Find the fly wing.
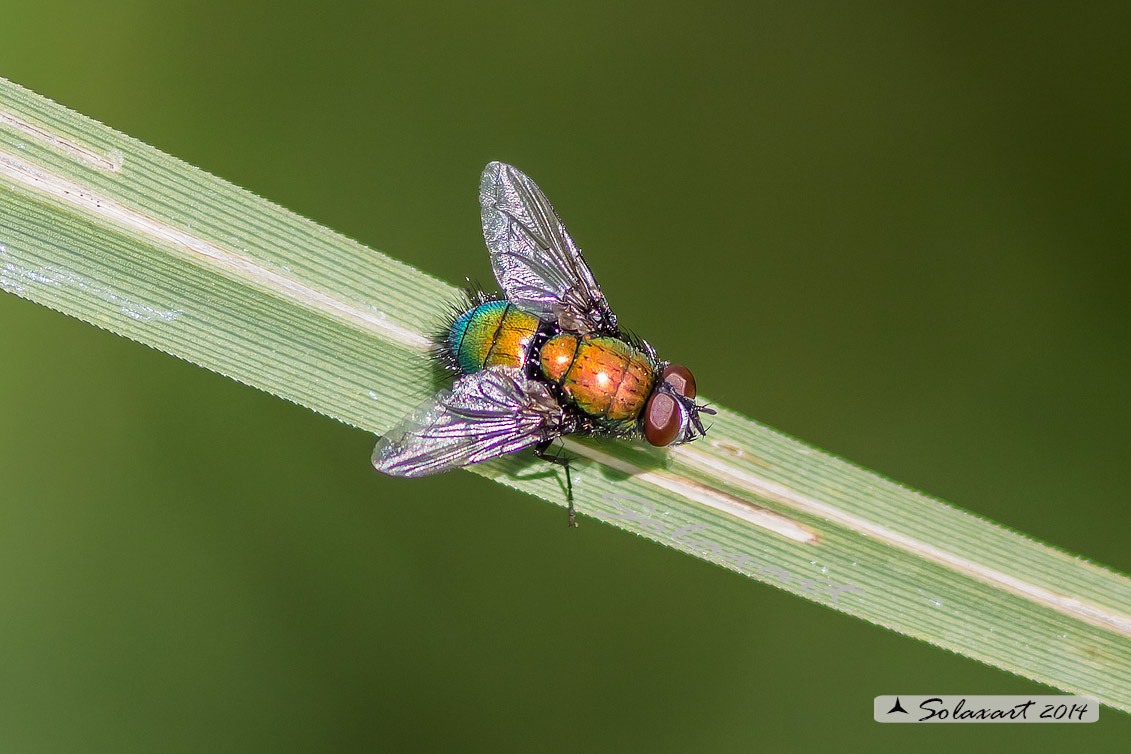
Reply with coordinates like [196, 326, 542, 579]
[372, 367, 567, 477]
[480, 161, 619, 336]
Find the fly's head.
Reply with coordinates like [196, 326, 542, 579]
[642, 364, 715, 447]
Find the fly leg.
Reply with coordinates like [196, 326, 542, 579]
[534, 439, 576, 527]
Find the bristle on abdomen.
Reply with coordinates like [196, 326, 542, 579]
[434, 288, 541, 375]
[432, 287, 493, 372]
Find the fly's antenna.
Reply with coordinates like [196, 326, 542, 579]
[670, 392, 715, 442]
[689, 401, 716, 438]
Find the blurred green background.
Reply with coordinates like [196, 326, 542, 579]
[2, 1, 1129, 751]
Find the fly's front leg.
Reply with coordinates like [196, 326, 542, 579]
[534, 439, 576, 527]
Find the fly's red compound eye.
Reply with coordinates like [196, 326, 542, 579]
[662, 364, 696, 399]
[644, 392, 682, 447]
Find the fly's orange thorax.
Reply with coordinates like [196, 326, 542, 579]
[539, 334, 655, 421]
[448, 301, 540, 373]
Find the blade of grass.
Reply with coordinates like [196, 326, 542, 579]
[2, 77, 1128, 710]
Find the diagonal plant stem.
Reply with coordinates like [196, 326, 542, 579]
[1, 77, 1128, 710]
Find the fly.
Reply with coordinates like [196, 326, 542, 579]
[372, 162, 714, 525]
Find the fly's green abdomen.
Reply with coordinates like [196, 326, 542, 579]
[447, 301, 540, 374]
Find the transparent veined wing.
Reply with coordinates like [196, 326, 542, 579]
[479, 161, 619, 336]
[372, 366, 568, 477]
